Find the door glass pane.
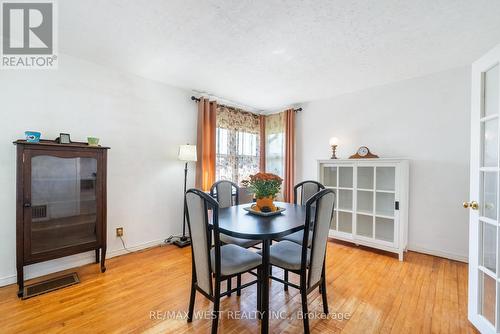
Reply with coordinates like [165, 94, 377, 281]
[480, 221, 497, 273]
[376, 217, 394, 242]
[484, 64, 499, 117]
[482, 119, 498, 167]
[376, 167, 395, 191]
[357, 191, 373, 214]
[376, 192, 395, 217]
[323, 166, 337, 187]
[338, 189, 353, 211]
[338, 212, 352, 233]
[31, 156, 97, 254]
[479, 271, 496, 327]
[481, 172, 497, 220]
[357, 214, 373, 238]
[339, 167, 353, 188]
[357, 167, 374, 189]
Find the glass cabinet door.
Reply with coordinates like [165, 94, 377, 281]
[29, 155, 98, 254]
[374, 166, 396, 243]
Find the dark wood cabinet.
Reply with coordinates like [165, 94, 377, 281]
[14, 140, 109, 298]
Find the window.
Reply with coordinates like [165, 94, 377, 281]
[215, 106, 261, 185]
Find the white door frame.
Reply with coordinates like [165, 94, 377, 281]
[469, 43, 500, 334]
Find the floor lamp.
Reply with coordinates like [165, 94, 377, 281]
[174, 144, 197, 248]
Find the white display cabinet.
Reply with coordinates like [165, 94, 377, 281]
[318, 159, 409, 261]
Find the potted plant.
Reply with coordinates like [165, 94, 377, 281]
[242, 172, 283, 212]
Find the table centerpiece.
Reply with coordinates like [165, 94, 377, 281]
[242, 172, 283, 214]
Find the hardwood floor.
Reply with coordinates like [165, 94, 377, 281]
[0, 241, 477, 333]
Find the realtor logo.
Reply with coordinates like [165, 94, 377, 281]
[1, 1, 57, 69]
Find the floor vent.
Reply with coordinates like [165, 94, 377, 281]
[32, 205, 47, 219]
[22, 273, 79, 299]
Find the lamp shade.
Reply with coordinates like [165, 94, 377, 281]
[178, 144, 197, 162]
[329, 137, 339, 146]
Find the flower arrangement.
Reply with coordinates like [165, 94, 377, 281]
[242, 172, 282, 212]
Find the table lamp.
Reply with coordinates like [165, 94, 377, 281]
[174, 144, 197, 248]
[329, 137, 339, 159]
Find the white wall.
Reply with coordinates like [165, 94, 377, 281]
[296, 66, 471, 262]
[0, 54, 197, 286]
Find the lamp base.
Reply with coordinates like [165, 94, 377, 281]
[173, 236, 191, 248]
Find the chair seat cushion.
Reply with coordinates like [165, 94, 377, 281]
[278, 230, 312, 246]
[220, 233, 261, 248]
[269, 240, 310, 271]
[211, 244, 262, 276]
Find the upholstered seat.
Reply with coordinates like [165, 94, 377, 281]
[268, 240, 310, 270]
[279, 230, 312, 247]
[220, 234, 261, 248]
[211, 244, 262, 276]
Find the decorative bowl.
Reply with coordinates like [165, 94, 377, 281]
[87, 137, 100, 146]
[243, 205, 286, 217]
[25, 131, 41, 143]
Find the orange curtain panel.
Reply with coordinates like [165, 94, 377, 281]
[283, 109, 295, 203]
[195, 98, 217, 191]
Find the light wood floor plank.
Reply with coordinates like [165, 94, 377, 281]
[0, 242, 477, 333]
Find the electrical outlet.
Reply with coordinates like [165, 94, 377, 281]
[116, 227, 124, 237]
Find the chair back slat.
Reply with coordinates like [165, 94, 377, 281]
[185, 189, 220, 296]
[303, 189, 335, 288]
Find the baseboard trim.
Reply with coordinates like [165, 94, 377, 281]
[0, 238, 166, 288]
[408, 245, 468, 263]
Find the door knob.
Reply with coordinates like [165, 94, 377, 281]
[463, 201, 479, 210]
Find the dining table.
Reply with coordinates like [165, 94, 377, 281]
[217, 201, 307, 334]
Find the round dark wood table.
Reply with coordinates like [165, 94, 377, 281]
[217, 201, 307, 334]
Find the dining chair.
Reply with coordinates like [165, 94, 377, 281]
[210, 180, 260, 296]
[268, 188, 335, 334]
[185, 189, 262, 334]
[277, 180, 325, 289]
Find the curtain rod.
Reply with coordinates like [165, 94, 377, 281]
[191, 96, 302, 113]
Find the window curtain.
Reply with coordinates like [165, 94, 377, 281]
[259, 115, 266, 172]
[216, 105, 261, 185]
[283, 109, 295, 203]
[195, 97, 217, 191]
[265, 112, 285, 178]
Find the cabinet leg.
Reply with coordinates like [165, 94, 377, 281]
[95, 249, 100, 264]
[398, 252, 404, 261]
[100, 247, 107, 272]
[17, 266, 24, 298]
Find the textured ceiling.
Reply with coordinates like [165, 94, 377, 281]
[59, 0, 500, 110]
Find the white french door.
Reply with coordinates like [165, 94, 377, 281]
[469, 43, 500, 333]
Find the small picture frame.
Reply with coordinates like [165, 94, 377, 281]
[58, 133, 71, 144]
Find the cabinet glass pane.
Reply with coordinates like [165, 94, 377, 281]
[330, 212, 337, 230]
[484, 64, 499, 117]
[482, 119, 498, 168]
[338, 189, 353, 211]
[480, 221, 497, 273]
[375, 217, 394, 242]
[31, 156, 97, 254]
[323, 166, 337, 187]
[479, 271, 496, 327]
[481, 172, 497, 220]
[376, 167, 395, 191]
[357, 167, 374, 189]
[338, 211, 352, 233]
[339, 167, 353, 188]
[357, 191, 373, 214]
[376, 192, 395, 217]
[357, 214, 373, 238]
